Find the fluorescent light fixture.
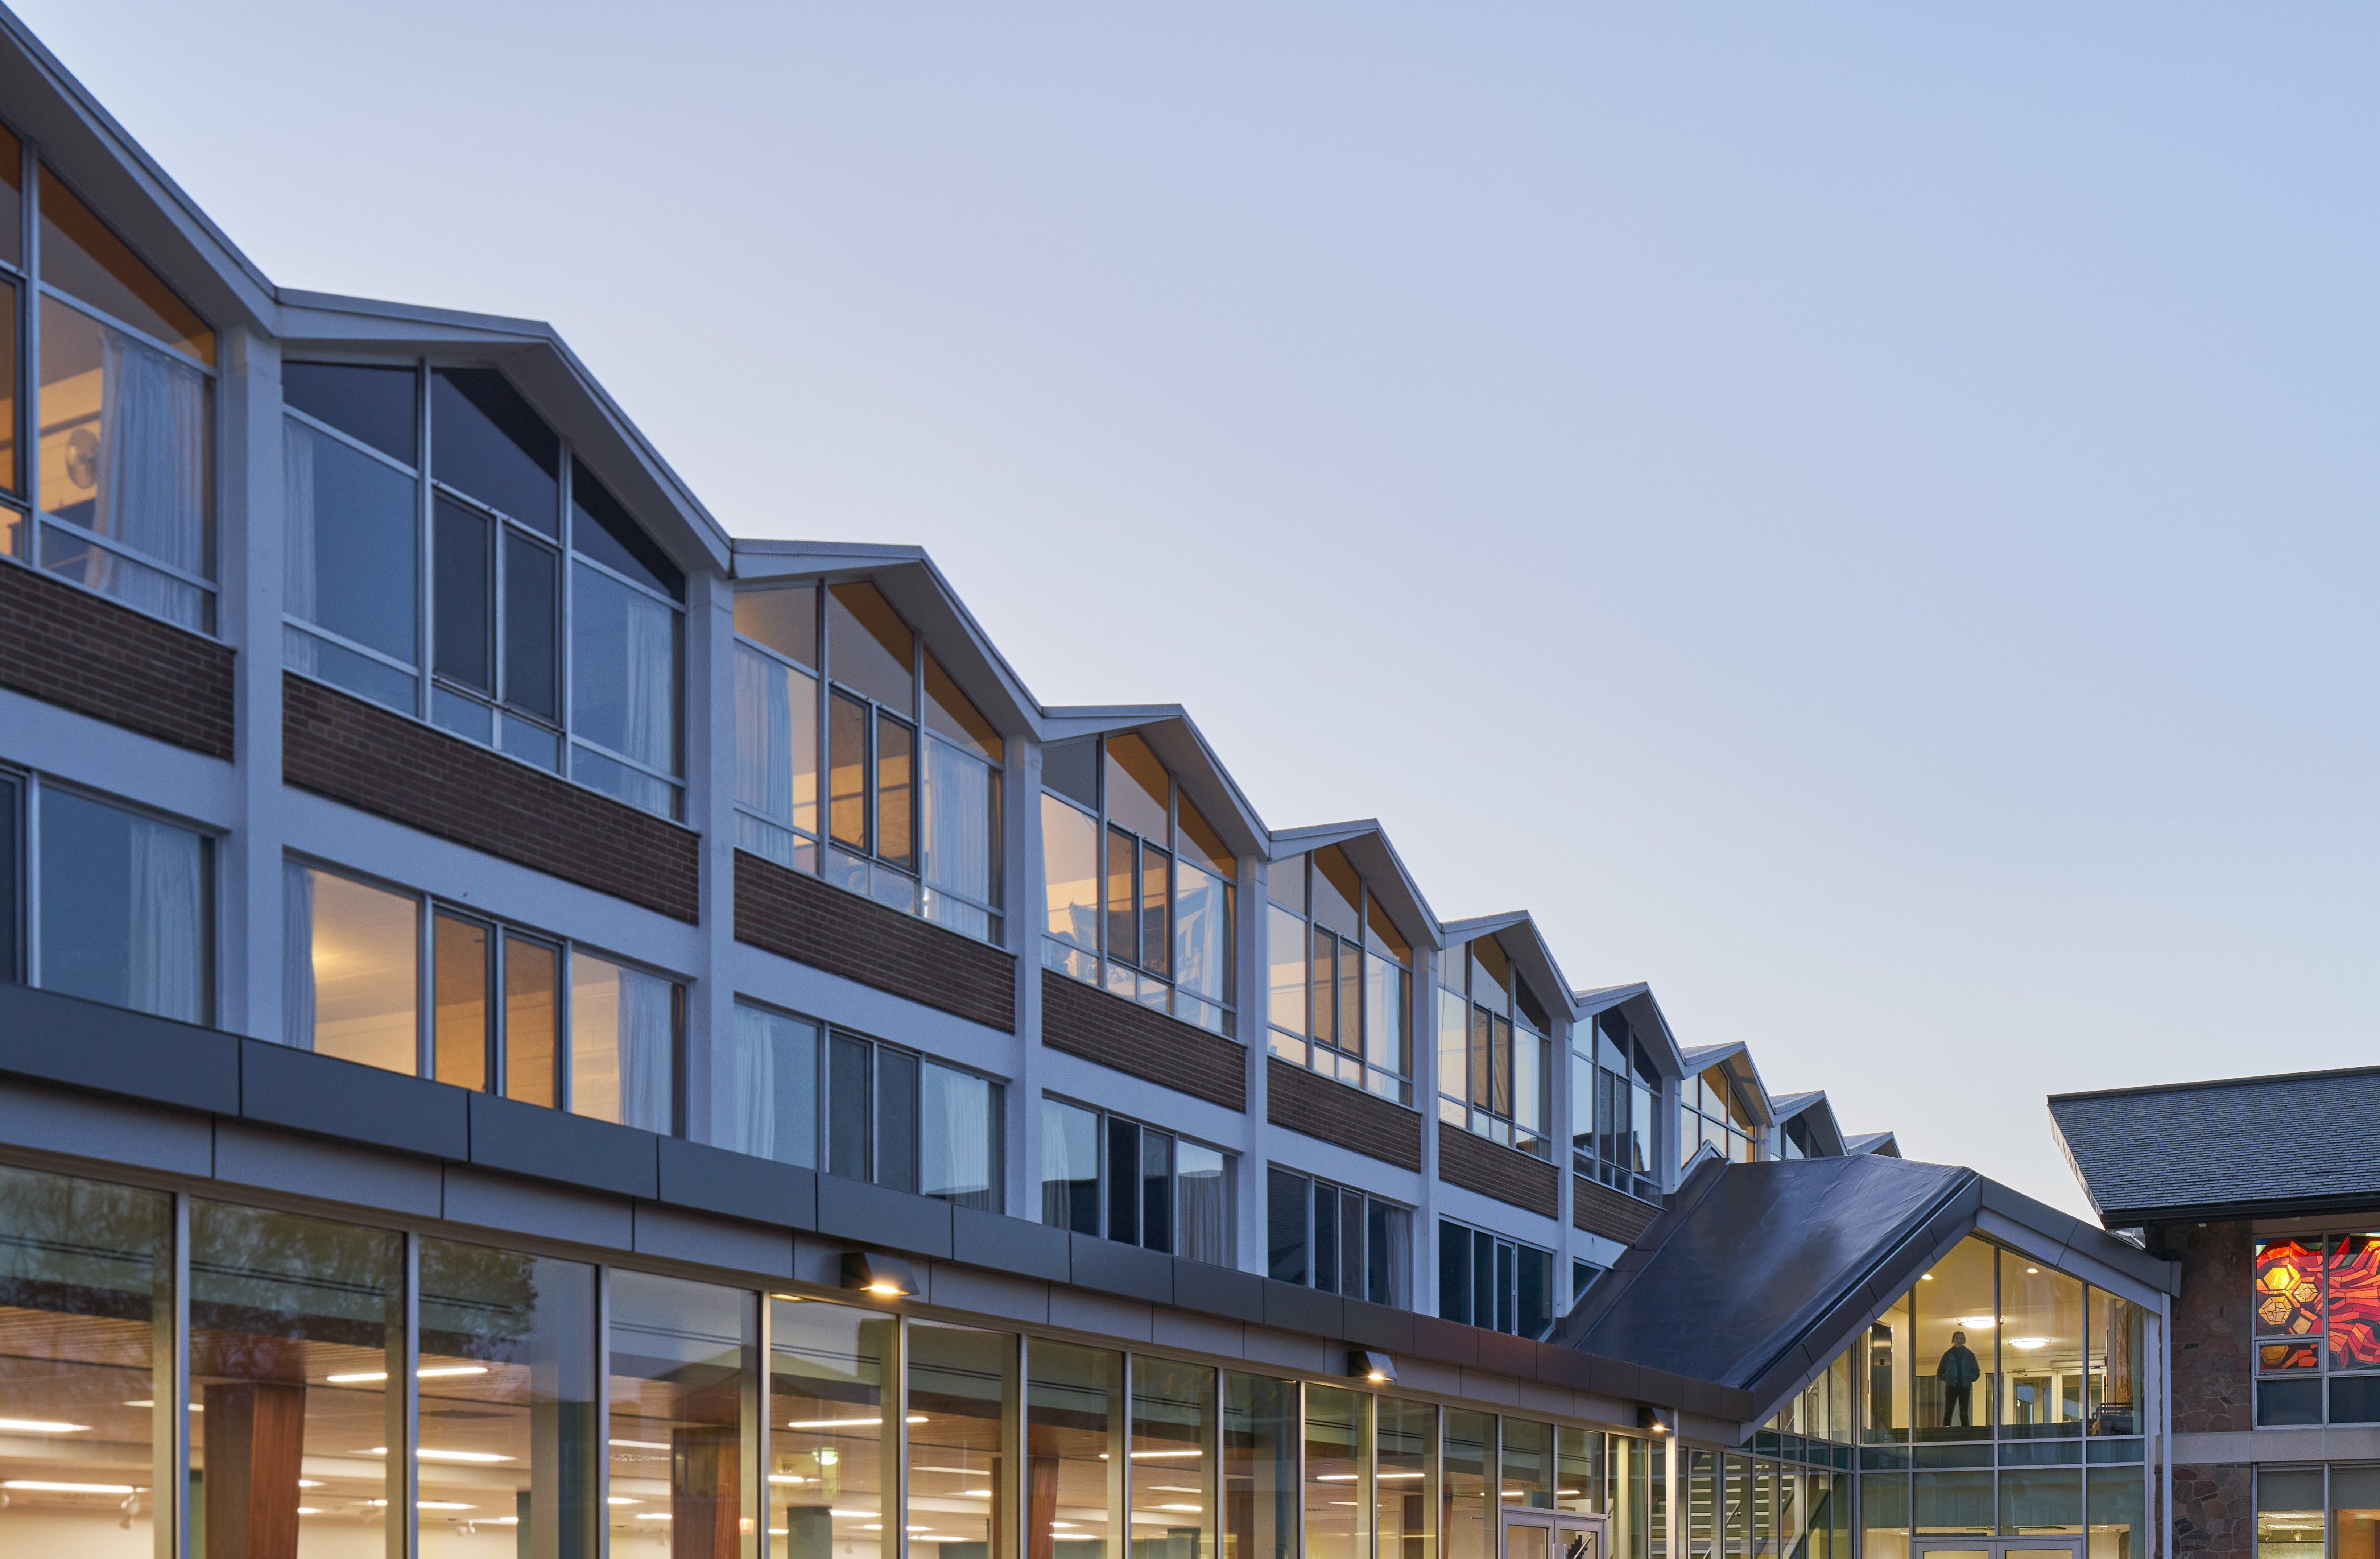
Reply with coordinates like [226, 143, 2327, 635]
[914, 1466, 983, 1475]
[0, 1419, 88, 1434]
[1377, 1472, 1425, 1481]
[1157, 1504, 1202, 1513]
[325, 1366, 489, 1384]
[962, 1490, 993, 1497]
[608, 1497, 642, 1505]
[298, 1481, 323, 1489]
[2008, 1337, 2050, 1351]
[768, 1475, 810, 1485]
[123, 1402, 201, 1412]
[365, 1501, 476, 1510]
[1148, 1486, 1201, 1493]
[1957, 1317, 1996, 1330]
[831, 1509, 879, 1518]
[785, 1415, 927, 1429]
[1314, 1475, 1358, 1483]
[359, 1447, 512, 1464]
[1096, 1450, 1205, 1460]
[3, 1480, 136, 1494]
[296, 1508, 323, 1515]
[610, 1439, 672, 1451]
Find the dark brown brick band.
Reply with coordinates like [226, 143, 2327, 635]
[1040, 967, 1245, 1110]
[1266, 1056, 1422, 1170]
[1573, 1173, 1660, 1244]
[0, 559, 233, 758]
[284, 673, 698, 921]
[736, 849, 1017, 1032]
[1437, 1120, 1559, 1218]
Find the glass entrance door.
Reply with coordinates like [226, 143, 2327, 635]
[1504, 1509, 1606, 1559]
[1913, 1539, 2084, 1559]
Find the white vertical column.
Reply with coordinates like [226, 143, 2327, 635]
[224, 326, 286, 1041]
[1416, 943, 1443, 1314]
[1237, 853, 1268, 1275]
[688, 566, 737, 1145]
[1009, 737, 1045, 1220]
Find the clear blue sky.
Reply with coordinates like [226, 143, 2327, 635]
[33, 1, 2379, 1217]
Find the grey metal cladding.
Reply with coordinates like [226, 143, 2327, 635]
[214, 1122, 444, 1218]
[1260, 1277, 1343, 1337]
[467, 1093, 660, 1201]
[656, 1136, 817, 1231]
[814, 1174, 956, 1260]
[2049, 1067, 2380, 1225]
[1342, 1297, 1416, 1353]
[952, 1206, 1071, 1283]
[0, 982, 239, 1115]
[1069, 1233, 1175, 1305]
[1170, 1258, 1265, 1323]
[0, 1076, 213, 1177]
[241, 1038, 471, 1160]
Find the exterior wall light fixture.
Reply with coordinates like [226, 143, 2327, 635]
[1636, 1404, 1674, 1436]
[840, 1251, 920, 1298]
[1348, 1349, 1397, 1385]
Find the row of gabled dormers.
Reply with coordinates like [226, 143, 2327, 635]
[0, 0, 1901, 1311]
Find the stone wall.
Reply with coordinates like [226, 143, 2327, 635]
[2172, 1462, 2251, 1559]
[2166, 1220, 2254, 1559]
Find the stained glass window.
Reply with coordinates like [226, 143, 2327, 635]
[2255, 1239, 2322, 1372]
[2327, 1235, 2380, 1372]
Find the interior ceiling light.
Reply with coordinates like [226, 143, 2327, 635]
[2008, 1337, 2050, 1351]
[0, 1420, 88, 1434]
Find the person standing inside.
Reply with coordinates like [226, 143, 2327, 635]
[1937, 1330, 1981, 1427]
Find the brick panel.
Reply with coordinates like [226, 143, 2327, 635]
[0, 559, 233, 758]
[736, 849, 1016, 1032]
[1266, 1057, 1421, 1170]
[1040, 968, 1245, 1110]
[1437, 1121, 1559, 1218]
[284, 674, 698, 921]
[1573, 1173, 1660, 1243]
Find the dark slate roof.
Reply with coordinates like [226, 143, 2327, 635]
[2049, 1066, 2380, 1225]
[1553, 1155, 1978, 1419]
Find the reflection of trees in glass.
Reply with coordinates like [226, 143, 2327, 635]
[420, 1241, 543, 1360]
[0, 1165, 167, 1323]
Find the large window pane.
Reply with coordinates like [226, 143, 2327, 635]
[504, 934, 560, 1107]
[1863, 1291, 1913, 1444]
[418, 1237, 598, 1558]
[772, 1298, 891, 1559]
[1379, 1399, 1432, 1559]
[2090, 1287, 2145, 1433]
[830, 1034, 871, 1182]
[1177, 1142, 1232, 1267]
[0, 278, 15, 499]
[877, 1047, 920, 1192]
[285, 361, 416, 464]
[725, 1003, 819, 1167]
[1222, 1374, 1295, 1559]
[504, 532, 559, 719]
[0, 126, 20, 268]
[736, 584, 817, 666]
[433, 496, 492, 691]
[1267, 906, 1306, 1037]
[1443, 1410, 1493, 1559]
[923, 652, 1001, 761]
[433, 912, 489, 1090]
[568, 953, 675, 1132]
[284, 863, 415, 1071]
[1027, 1341, 1118, 1559]
[570, 458, 682, 599]
[572, 562, 679, 775]
[909, 1322, 1015, 1559]
[827, 581, 914, 709]
[877, 712, 917, 872]
[36, 295, 211, 626]
[39, 168, 213, 363]
[922, 737, 994, 919]
[831, 692, 871, 852]
[1175, 862, 1231, 1008]
[2092, 1466, 2145, 1559]
[2000, 1253, 2084, 1435]
[431, 368, 557, 532]
[1266, 1169, 1307, 1285]
[609, 1270, 756, 1555]
[40, 789, 206, 1023]
[1913, 1239, 1996, 1439]
[284, 416, 416, 665]
[1107, 828, 1137, 968]
[189, 1202, 399, 1556]
[736, 642, 821, 840]
[1368, 1203, 1411, 1310]
[1042, 795, 1099, 953]
[1306, 1386, 1365, 1559]
[1131, 1357, 1215, 1559]
[1041, 1099, 1101, 1234]
[922, 1063, 997, 1210]
[0, 1165, 169, 1554]
[1103, 734, 1168, 840]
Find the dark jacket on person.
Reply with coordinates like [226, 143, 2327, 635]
[1937, 1344, 1980, 1390]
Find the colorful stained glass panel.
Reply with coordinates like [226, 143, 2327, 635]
[2328, 1234, 2380, 1372]
[2255, 1238, 2321, 1373]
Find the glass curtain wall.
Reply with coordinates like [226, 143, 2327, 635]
[1264, 1167, 1411, 1308]
[608, 1270, 759, 1556]
[1263, 848, 1415, 1103]
[1039, 734, 1236, 1034]
[283, 362, 689, 819]
[733, 580, 1005, 939]
[1679, 1067, 1761, 1169]
[1038, 1098, 1235, 1266]
[1570, 1007, 1661, 1203]
[1850, 1236, 2147, 1559]
[772, 1296, 893, 1559]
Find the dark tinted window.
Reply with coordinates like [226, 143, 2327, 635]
[1267, 1168, 1307, 1285]
[0, 774, 16, 983]
[829, 1034, 870, 1181]
[1042, 740, 1097, 810]
[502, 533, 558, 718]
[1438, 1220, 1471, 1324]
[875, 1047, 917, 1193]
[432, 369, 558, 533]
[433, 497, 491, 691]
[571, 459, 682, 600]
[286, 362, 417, 464]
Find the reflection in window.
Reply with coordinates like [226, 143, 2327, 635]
[1131, 1356, 1216, 1559]
[284, 861, 417, 1072]
[798, 1022, 1002, 1209]
[0, 1165, 169, 1552]
[772, 1298, 893, 1559]
[1438, 1220, 1552, 1338]
[1443, 1410, 1494, 1559]
[1266, 1166, 1411, 1308]
[33, 785, 208, 1024]
[1039, 732, 1236, 1034]
[1028, 1341, 1119, 1559]
[1041, 1099, 1234, 1264]
[1306, 1386, 1364, 1559]
[27, 164, 216, 629]
[1380, 1398, 1435, 1559]
[1265, 848, 1413, 1103]
[190, 1200, 399, 1555]
[908, 1321, 1015, 1559]
[1572, 1005, 1663, 1203]
[608, 1270, 756, 1552]
[1435, 935, 1551, 1158]
[568, 951, 676, 1133]
[417, 1237, 598, 1557]
[1224, 1373, 1298, 1559]
[724, 1002, 821, 1167]
[283, 395, 419, 710]
[1681, 1063, 1763, 1168]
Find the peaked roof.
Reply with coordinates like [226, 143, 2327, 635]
[1549, 1155, 2175, 1434]
[1844, 1130, 1901, 1158]
[2050, 1065, 2380, 1226]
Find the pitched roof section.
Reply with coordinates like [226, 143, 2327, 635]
[1844, 1130, 1902, 1159]
[2050, 1066, 2380, 1226]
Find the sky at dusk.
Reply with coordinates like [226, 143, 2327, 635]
[29, 1, 2380, 1216]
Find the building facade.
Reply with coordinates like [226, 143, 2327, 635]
[0, 11, 2172, 1559]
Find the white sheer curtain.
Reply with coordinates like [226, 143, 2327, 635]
[621, 589, 674, 773]
[726, 1002, 777, 1160]
[1176, 1145, 1232, 1266]
[616, 963, 675, 1134]
[282, 418, 318, 673]
[921, 1063, 992, 1209]
[90, 328, 208, 625]
[125, 817, 203, 1023]
[281, 862, 316, 1048]
[734, 643, 790, 822]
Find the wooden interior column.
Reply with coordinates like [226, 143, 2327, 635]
[673, 1409, 743, 1559]
[203, 1380, 305, 1559]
